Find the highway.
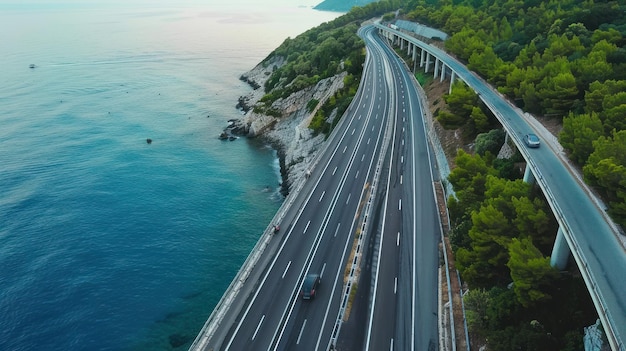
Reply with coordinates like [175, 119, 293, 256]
[210, 24, 396, 351]
[360, 26, 439, 351]
[376, 24, 626, 350]
[194, 24, 444, 351]
[192, 20, 626, 351]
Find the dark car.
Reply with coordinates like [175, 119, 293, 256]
[301, 273, 320, 300]
[523, 133, 540, 148]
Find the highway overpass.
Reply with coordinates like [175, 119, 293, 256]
[376, 22, 626, 351]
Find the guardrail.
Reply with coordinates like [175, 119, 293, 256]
[376, 23, 625, 351]
[190, 28, 389, 351]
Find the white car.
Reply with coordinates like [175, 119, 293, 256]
[523, 133, 540, 148]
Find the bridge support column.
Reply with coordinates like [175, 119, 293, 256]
[425, 53, 431, 73]
[400, 37, 405, 50]
[550, 227, 570, 269]
[433, 58, 440, 78]
[449, 71, 456, 94]
[523, 163, 535, 184]
[440, 63, 446, 82]
[420, 48, 425, 68]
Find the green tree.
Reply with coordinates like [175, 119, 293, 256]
[474, 128, 505, 156]
[445, 27, 488, 60]
[445, 82, 479, 117]
[519, 80, 542, 114]
[457, 203, 514, 287]
[463, 288, 490, 335]
[448, 150, 497, 198]
[468, 46, 504, 79]
[538, 71, 580, 118]
[559, 112, 604, 165]
[511, 196, 554, 253]
[507, 237, 558, 307]
[436, 110, 465, 129]
[601, 92, 626, 133]
[583, 130, 626, 226]
[572, 40, 616, 91]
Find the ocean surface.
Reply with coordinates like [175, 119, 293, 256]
[0, 2, 340, 350]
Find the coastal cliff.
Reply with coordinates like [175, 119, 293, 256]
[233, 56, 348, 195]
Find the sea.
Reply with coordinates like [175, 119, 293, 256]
[0, 2, 340, 350]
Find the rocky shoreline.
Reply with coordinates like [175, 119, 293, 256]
[227, 56, 347, 196]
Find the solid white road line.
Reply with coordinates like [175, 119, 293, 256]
[303, 220, 311, 234]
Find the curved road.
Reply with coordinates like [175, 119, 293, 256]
[209, 24, 396, 351]
[360, 26, 439, 351]
[376, 23, 626, 350]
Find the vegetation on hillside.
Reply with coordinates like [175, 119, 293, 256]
[447, 150, 596, 350]
[385, 0, 624, 348]
[254, 0, 408, 135]
[401, 0, 626, 227]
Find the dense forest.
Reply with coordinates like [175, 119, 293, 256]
[253, 0, 624, 349]
[403, 0, 626, 228]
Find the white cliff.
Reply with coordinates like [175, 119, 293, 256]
[235, 56, 348, 194]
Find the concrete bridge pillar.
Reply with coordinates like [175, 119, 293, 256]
[550, 227, 571, 269]
[400, 37, 405, 50]
[449, 71, 456, 94]
[420, 48, 425, 68]
[425, 53, 431, 73]
[440, 63, 446, 82]
[523, 163, 536, 184]
[434, 58, 440, 78]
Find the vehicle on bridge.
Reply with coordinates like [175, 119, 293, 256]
[301, 273, 320, 300]
[523, 133, 540, 148]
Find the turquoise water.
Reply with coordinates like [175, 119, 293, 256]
[0, 2, 340, 350]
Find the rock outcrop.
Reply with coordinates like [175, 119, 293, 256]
[233, 56, 347, 194]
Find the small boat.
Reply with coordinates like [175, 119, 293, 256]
[29, 64, 36, 69]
